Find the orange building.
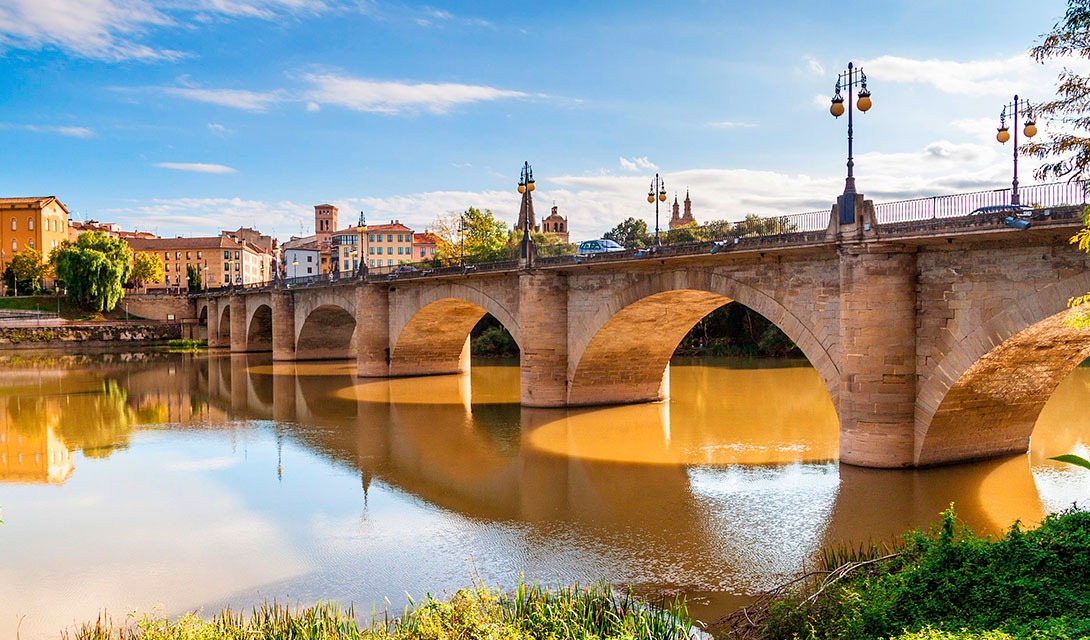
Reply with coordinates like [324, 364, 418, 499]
[412, 231, 439, 262]
[0, 422, 73, 485]
[127, 235, 275, 290]
[0, 196, 71, 269]
[364, 221, 414, 268]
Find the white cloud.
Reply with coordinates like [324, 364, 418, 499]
[804, 56, 825, 76]
[706, 121, 757, 129]
[154, 162, 238, 174]
[163, 86, 285, 111]
[206, 123, 233, 136]
[1, 123, 95, 138]
[619, 156, 658, 172]
[859, 53, 1090, 98]
[0, 0, 328, 61]
[303, 73, 528, 114]
[305, 101, 321, 112]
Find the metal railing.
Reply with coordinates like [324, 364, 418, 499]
[873, 181, 1088, 225]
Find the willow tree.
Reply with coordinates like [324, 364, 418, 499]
[50, 232, 132, 312]
[1025, 0, 1090, 328]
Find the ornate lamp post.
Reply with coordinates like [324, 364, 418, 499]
[292, 256, 298, 281]
[647, 173, 667, 247]
[996, 95, 1037, 205]
[829, 62, 873, 223]
[458, 211, 465, 267]
[517, 161, 536, 264]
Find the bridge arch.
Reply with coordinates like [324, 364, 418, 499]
[295, 291, 357, 360]
[914, 270, 1090, 466]
[389, 283, 521, 377]
[246, 303, 273, 352]
[217, 303, 231, 344]
[567, 270, 839, 407]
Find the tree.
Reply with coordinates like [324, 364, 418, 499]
[603, 217, 651, 248]
[130, 252, 164, 291]
[433, 207, 512, 263]
[186, 264, 202, 292]
[665, 222, 709, 245]
[50, 232, 132, 312]
[730, 214, 798, 238]
[5, 248, 46, 293]
[1026, 1, 1090, 327]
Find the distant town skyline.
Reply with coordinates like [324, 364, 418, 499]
[0, 0, 1082, 243]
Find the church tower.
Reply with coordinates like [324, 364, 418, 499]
[314, 204, 338, 242]
[541, 204, 569, 243]
[669, 194, 681, 228]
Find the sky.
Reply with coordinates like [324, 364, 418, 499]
[0, 0, 1082, 243]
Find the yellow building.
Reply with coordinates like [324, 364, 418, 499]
[364, 222, 414, 268]
[0, 421, 74, 485]
[0, 196, 71, 269]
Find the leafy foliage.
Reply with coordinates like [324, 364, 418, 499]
[749, 508, 1090, 640]
[50, 232, 133, 312]
[676, 303, 800, 358]
[64, 581, 694, 640]
[186, 264, 201, 292]
[604, 217, 652, 248]
[4, 247, 47, 294]
[433, 207, 513, 263]
[129, 252, 163, 289]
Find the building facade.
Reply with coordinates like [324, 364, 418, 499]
[0, 196, 71, 269]
[282, 237, 322, 280]
[128, 235, 274, 290]
[412, 232, 439, 262]
[364, 222, 414, 268]
[540, 205, 569, 243]
[668, 191, 697, 229]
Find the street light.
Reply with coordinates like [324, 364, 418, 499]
[517, 161, 535, 263]
[996, 95, 1037, 205]
[647, 173, 667, 247]
[458, 212, 465, 267]
[829, 61, 873, 223]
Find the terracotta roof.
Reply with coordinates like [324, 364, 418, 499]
[126, 236, 251, 252]
[366, 223, 412, 232]
[314, 203, 336, 208]
[0, 196, 69, 214]
[413, 232, 439, 244]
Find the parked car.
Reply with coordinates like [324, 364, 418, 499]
[576, 239, 626, 256]
[968, 204, 1036, 219]
[386, 264, 420, 279]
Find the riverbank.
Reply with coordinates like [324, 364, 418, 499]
[0, 321, 181, 350]
[65, 582, 696, 640]
[716, 508, 1090, 639]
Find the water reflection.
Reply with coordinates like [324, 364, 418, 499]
[0, 352, 1089, 639]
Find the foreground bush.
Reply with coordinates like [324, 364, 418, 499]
[720, 508, 1090, 639]
[64, 582, 696, 640]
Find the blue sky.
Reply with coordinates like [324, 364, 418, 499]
[0, 0, 1078, 242]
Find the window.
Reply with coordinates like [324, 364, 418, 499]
[387, 234, 392, 242]
[234, 251, 240, 259]
[307, 255, 313, 263]
[224, 250, 230, 259]
[387, 259, 393, 266]
[369, 259, 375, 267]
[420, 248, 425, 257]
[235, 263, 240, 271]
[28, 240, 33, 249]
[10, 219, 14, 231]
[369, 234, 374, 242]
[186, 251, 191, 259]
[397, 247, 403, 255]
[343, 247, 349, 257]
[175, 252, 180, 259]
[224, 262, 229, 271]
[369, 247, 374, 255]
[28, 218, 33, 230]
[197, 251, 202, 259]
[224, 274, 230, 284]
[398, 234, 403, 242]
[164, 252, 169, 259]
[307, 267, 313, 274]
[165, 264, 171, 272]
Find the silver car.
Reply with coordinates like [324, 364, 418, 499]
[576, 239, 625, 256]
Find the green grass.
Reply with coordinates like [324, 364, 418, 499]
[62, 581, 696, 640]
[165, 339, 206, 351]
[719, 507, 1090, 640]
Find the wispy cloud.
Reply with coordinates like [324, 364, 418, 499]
[619, 156, 658, 172]
[859, 53, 1090, 98]
[706, 121, 757, 129]
[0, 0, 330, 62]
[1, 123, 95, 138]
[155, 162, 238, 174]
[803, 56, 825, 76]
[206, 123, 233, 136]
[162, 86, 286, 111]
[303, 73, 528, 114]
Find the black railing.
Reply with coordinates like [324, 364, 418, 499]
[873, 181, 1088, 225]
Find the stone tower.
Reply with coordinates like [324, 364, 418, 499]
[541, 204, 569, 243]
[669, 191, 696, 229]
[314, 204, 339, 242]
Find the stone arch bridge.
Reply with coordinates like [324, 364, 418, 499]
[170, 208, 1090, 469]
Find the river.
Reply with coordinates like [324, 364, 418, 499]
[0, 351, 1087, 638]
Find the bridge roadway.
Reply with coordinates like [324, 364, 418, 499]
[155, 201, 1090, 469]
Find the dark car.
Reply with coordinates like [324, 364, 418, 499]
[576, 239, 626, 256]
[386, 264, 420, 279]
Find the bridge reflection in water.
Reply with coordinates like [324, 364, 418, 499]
[0, 351, 1087, 639]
